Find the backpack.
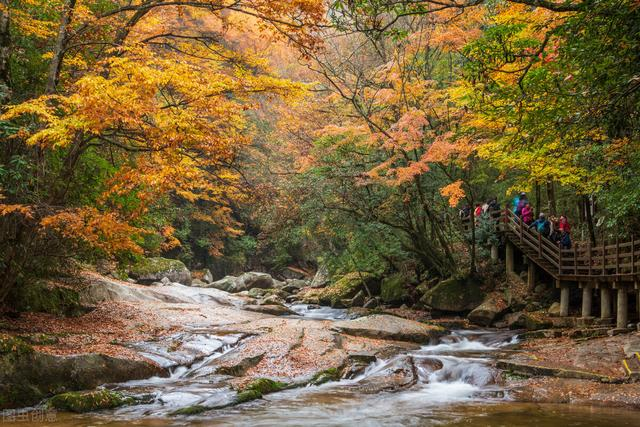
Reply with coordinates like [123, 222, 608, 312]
[516, 199, 526, 215]
[538, 220, 550, 236]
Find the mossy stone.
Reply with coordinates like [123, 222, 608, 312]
[170, 404, 210, 416]
[7, 281, 83, 316]
[128, 257, 191, 285]
[420, 277, 484, 313]
[235, 389, 263, 403]
[310, 368, 341, 385]
[47, 389, 134, 413]
[380, 274, 410, 305]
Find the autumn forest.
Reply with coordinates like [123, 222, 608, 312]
[1, 0, 640, 425]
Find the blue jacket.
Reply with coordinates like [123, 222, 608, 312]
[530, 219, 550, 235]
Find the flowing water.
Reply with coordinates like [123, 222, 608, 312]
[4, 306, 640, 426]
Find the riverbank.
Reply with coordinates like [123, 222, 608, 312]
[2, 271, 640, 418]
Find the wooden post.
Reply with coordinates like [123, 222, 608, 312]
[538, 232, 542, 257]
[490, 244, 499, 263]
[519, 216, 523, 244]
[558, 242, 562, 276]
[560, 281, 570, 317]
[506, 241, 515, 275]
[527, 262, 536, 292]
[601, 286, 612, 319]
[617, 284, 629, 329]
[581, 282, 592, 318]
[632, 235, 636, 276]
[587, 241, 593, 276]
[616, 235, 620, 276]
[602, 238, 606, 276]
[573, 242, 578, 276]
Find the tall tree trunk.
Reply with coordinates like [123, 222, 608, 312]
[0, 0, 11, 100]
[546, 181, 557, 216]
[584, 194, 596, 245]
[46, 0, 77, 94]
[535, 182, 541, 218]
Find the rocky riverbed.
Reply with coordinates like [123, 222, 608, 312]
[2, 270, 640, 424]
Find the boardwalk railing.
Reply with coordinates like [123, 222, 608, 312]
[463, 209, 639, 282]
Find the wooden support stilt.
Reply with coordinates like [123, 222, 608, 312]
[560, 281, 570, 317]
[581, 282, 592, 318]
[601, 286, 612, 320]
[617, 284, 629, 329]
[506, 241, 515, 275]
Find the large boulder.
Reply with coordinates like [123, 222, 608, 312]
[199, 272, 275, 293]
[310, 265, 330, 288]
[420, 277, 484, 313]
[235, 272, 274, 292]
[468, 292, 509, 326]
[79, 276, 160, 305]
[128, 257, 192, 286]
[380, 274, 411, 305]
[0, 336, 166, 409]
[332, 314, 445, 343]
[8, 280, 84, 316]
[204, 275, 238, 292]
[505, 311, 553, 330]
[300, 272, 379, 307]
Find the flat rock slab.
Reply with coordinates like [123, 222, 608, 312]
[331, 314, 446, 343]
[497, 361, 618, 382]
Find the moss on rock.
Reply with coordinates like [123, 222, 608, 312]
[420, 277, 484, 313]
[8, 281, 83, 316]
[170, 404, 210, 416]
[128, 257, 191, 285]
[310, 368, 342, 385]
[47, 389, 134, 413]
[300, 272, 377, 307]
[234, 378, 288, 404]
[380, 274, 410, 305]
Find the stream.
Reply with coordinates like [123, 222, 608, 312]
[4, 305, 640, 426]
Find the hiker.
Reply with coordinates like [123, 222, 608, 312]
[514, 192, 528, 217]
[459, 204, 471, 219]
[474, 204, 483, 218]
[482, 200, 490, 214]
[529, 212, 551, 238]
[488, 198, 500, 212]
[521, 203, 534, 225]
[558, 215, 571, 234]
[560, 230, 572, 249]
[549, 217, 562, 244]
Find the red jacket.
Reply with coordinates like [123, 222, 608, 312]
[559, 218, 571, 233]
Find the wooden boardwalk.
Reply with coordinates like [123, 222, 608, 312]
[465, 209, 640, 331]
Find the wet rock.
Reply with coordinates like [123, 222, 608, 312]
[47, 389, 134, 413]
[468, 293, 508, 327]
[496, 361, 615, 382]
[505, 312, 552, 331]
[129, 257, 192, 286]
[349, 355, 418, 393]
[0, 336, 166, 409]
[420, 277, 484, 313]
[348, 352, 377, 364]
[310, 368, 342, 385]
[285, 279, 309, 289]
[243, 304, 295, 316]
[332, 314, 445, 343]
[215, 354, 265, 377]
[414, 357, 444, 374]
